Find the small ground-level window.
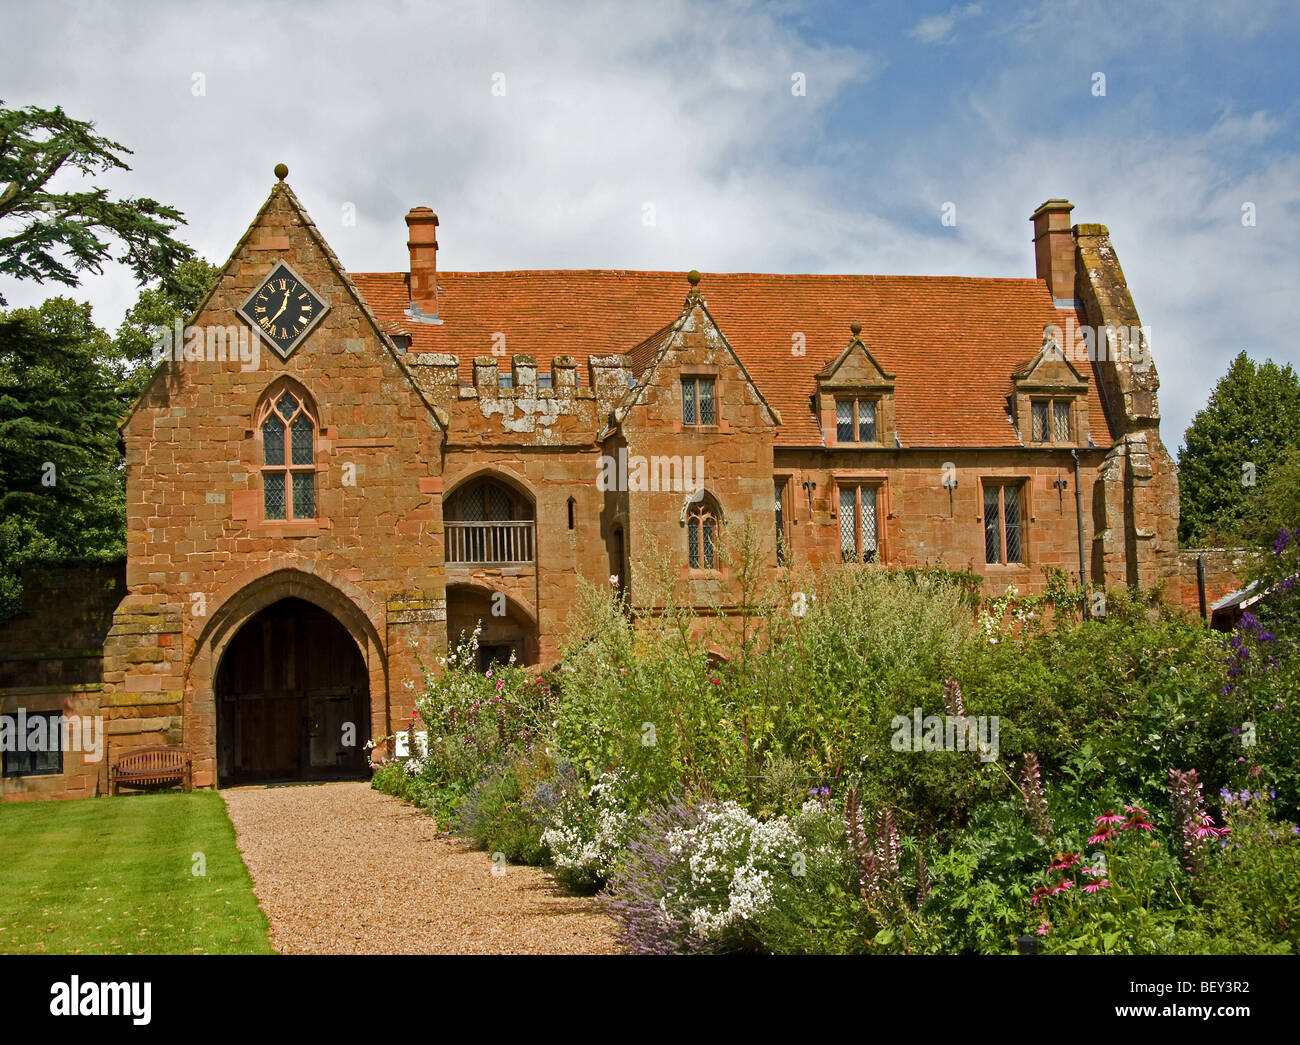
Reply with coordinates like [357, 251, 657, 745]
[774, 479, 789, 564]
[838, 484, 879, 563]
[983, 482, 1025, 564]
[1, 711, 63, 777]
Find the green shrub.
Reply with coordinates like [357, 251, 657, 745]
[1172, 792, 1300, 954]
[454, 749, 558, 865]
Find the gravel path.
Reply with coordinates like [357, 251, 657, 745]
[221, 781, 621, 954]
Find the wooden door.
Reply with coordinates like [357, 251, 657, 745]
[216, 598, 368, 784]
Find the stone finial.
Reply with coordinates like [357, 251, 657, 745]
[274, 163, 289, 181]
[687, 269, 702, 286]
[850, 321, 863, 339]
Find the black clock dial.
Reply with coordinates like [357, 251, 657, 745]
[238, 262, 328, 359]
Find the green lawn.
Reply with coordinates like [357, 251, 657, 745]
[0, 792, 273, 954]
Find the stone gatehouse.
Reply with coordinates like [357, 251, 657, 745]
[3, 170, 1184, 798]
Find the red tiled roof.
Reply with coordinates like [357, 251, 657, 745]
[349, 270, 1116, 448]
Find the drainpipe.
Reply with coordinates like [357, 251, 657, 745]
[1072, 449, 1088, 619]
[1197, 554, 1207, 621]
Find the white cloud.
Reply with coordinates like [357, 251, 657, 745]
[907, 3, 983, 45]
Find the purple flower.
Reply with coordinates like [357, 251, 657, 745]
[1273, 529, 1291, 556]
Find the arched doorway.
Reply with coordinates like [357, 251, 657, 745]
[444, 585, 539, 669]
[215, 597, 370, 784]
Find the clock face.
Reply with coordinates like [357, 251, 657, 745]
[238, 261, 329, 359]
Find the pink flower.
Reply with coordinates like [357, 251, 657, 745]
[496, 679, 505, 692]
[1121, 806, 1155, 831]
[1088, 827, 1116, 845]
[1095, 811, 1124, 825]
[1036, 921, 1052, 937]
[1082, 880, 1110, 893]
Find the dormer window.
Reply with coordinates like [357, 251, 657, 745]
[817, 325, 895, 448]
[1031, 398, 1072, 443]
[836, 397, 878, 443]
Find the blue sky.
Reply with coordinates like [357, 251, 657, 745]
[1, 0, 1296, 450]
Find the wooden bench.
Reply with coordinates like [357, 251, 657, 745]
[110, 746, 193, 795]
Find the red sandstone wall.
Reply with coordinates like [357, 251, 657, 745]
[0, 564, 124, 800]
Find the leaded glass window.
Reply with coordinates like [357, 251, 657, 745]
[291, 416, 313, 465]
[839, 484, 879, 563]
[699, 379, 715, 424]
[1031, 401, 1050, 442]
[687, 496, 721, 569]
[292, 471, 315, 518]
[1031, 399, 1073, 444]
[264, 472, 286, 520]
[682, 377, 715, 426]
[263, 415, 285, 465]
[983, 485, 1001, 564]
[775, 479, 788, 565]
[836, 400, 853, 442]
[1053, 401, 1071, 442]
[261, 386, 315, 520]
[835, 398, 879, 443]
[984, 483, 1025, 564]
[858, 400, 877, 442]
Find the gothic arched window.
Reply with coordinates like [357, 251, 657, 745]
[687, 495, 722, 570]
[260, 388, 316, 520]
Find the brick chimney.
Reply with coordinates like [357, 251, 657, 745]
[1030, 199, 1076, 304]
[406, 206, 439, 314]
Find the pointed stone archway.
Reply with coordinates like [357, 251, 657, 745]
[214, 597, 369, 784]
[184, 567, 388, 789]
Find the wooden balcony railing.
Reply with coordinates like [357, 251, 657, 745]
[445, 520, 535, 566]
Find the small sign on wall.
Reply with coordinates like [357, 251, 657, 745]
[393, 730, 428, 758]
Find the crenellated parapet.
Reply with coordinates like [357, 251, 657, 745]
[405, 352, 634, 446]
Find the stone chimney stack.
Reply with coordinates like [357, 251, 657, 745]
[406, 206, 439, 313]
[1030, 199, 1076, 304]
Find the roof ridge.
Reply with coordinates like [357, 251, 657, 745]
[352, 269, 1049, 283]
